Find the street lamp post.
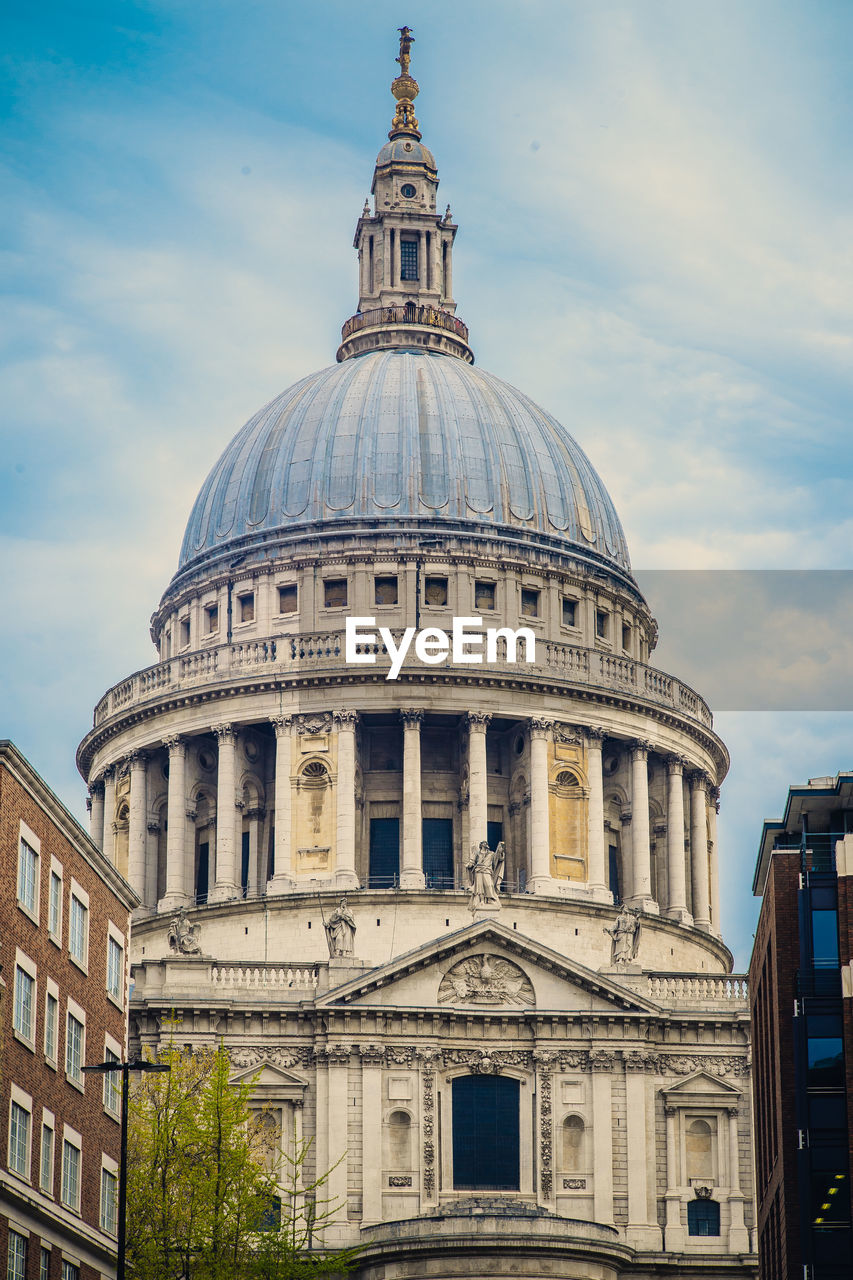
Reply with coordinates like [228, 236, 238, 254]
[83, 1058, 171, 1280]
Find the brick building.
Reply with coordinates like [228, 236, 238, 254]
[0, 742, 137, 1280]
[750, 773, 853, 1279]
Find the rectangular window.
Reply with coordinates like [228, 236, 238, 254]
[40, 1119, 54, 1194]
[69, 894, 88, 968]
[45, 990, 58, 1064]
[806, 1014, 844, 1090]
[9, 1101, 31, 1177]
[49, 867, 62, 940]
[7, 1232, 26, 1280]
[107, 935, 123, 1000]
[595, 609, 609, 639]
[61, 1138, 81, 1211]
[561, 598, 577, 627]
[375, 575, 399, 605]
[811, 908, 840, 968]
[17, 837, 39, 917]
[424, 576, 448, 606]
[101, 1166, 118, 1236]
[13, 966, 35, 1043]
[179, 617, 190, 647]
[278, 584, 297, 614]
[520, 588, 539, 618]
[323, 578, 348, 608]
[62, 1263, 80, 1280]
[104, 1047, 121, 1117]
[400, 236, 419, 281]
[474, 580, 495, 610]
[205, 603, 219, 633]
[40, 1247, 51, 1280]
[65, 1013, 84, 1085]
[622, 623, 631, 652]
[238, 592, 255, 623]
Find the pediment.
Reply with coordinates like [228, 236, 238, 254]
[317, 920, 660, 1015]
[229, 1060, 307, 1095]
[662, 1070, 742, 1106]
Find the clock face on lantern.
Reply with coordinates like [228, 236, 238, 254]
[401, 183, 416, 198]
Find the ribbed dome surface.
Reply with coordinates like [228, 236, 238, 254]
[177, 350, 631, 574]
[375, 137, 436, 169]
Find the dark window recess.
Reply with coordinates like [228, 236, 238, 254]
[423, 818, 454, 888]
[810, 1165, 850, 1226]
[239, 593, 255, 623]
[487, 820, 503, 852]
[324, 578, 348, 608]
[452, 1075, 520, 1190]
[809, 1095, 847, 1132]
[486, 736, 502, 775]
[687, 1199, 720, 1237]
[424, 576, 448, 606]
[421, 728, 457, 772]
[279, 584, 297, 614]
[369, 728, 402, 771]
[257, 1194, 282, 1231]
[180, 618, 190, 647]
[205, 605, 219, 633]
[595, 610, 609, 639]
[622, 623, 631, 651]
[807, 1035, 845, 1090]
[401, 183, 416, 198]
[369, 818, 400, 887]
[811, 907, 840, 968]
[241, 830, 250, 898]
[400, 237, 419, 280]
[475, 581, 496, 610]
[608, 846, 621, 903]
[520, 588, 539, 617]
[562, 598, 577, 627]
[195, 842, 209, 905]
[375, 576, 399, 605]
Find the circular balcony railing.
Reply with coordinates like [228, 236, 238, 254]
[340, 303, 469, 344]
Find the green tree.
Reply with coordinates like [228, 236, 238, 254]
[126, 1043, 362, 1280]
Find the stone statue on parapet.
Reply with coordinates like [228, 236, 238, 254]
[466, 840, 506, 911]
[325, 897, 356, 956]
[604, 904, 641, 965]
[168, 906, 202, 955]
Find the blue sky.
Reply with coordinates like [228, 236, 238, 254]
[3, 0, 853, 967]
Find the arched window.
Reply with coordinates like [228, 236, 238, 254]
[385, 1111, 412, 1170]
[687, 1197, 720, 1237]
[452, 1075, 519, 1190]
[685, 1118, 714, 1181]
[561, 1115, 584, 1172]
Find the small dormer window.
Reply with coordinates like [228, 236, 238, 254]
[401, 183, 416, 198]
[400, 237, 419, 281]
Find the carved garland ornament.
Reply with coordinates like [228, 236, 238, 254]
[422, 1059, 436, 1197]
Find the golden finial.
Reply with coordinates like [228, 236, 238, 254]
[390, 26, 421, 139]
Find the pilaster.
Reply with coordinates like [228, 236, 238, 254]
[527, 718, 554, 894]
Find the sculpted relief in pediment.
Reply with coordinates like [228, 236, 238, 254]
[437, 953, 535, 1007]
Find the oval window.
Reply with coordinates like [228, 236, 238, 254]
[401, 183, 416, 198]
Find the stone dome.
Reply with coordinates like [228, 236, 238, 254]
[375, 137, 436, 170]
[177, 348, 631, 578]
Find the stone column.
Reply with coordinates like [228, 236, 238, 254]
[401, 710, 425, 889]
[727, 1106, 749, 1251]
[102, 766, 117, 864]
[159, 737, 189, 912]
[210, 725, 239, 903]
[89, 780, 105, 850]
[709, 786, 721, 936]
[528, 718, 554, 894]
[128, 751, 149, 903]
[665, 756, 691, 925]
[268, 716, 294, 893]
[625, 1058, 662, 1250]
[591, 1056, 614, 1224]
[585, 729, 610, 901]
[466, 712, 490, 851]
[663, 1106, 685, 1251]
[444, 233, 453, 301]
[246, 808, 263, 897]
[360, 1047, 384, 1225]
[334, 711, 360, 889]
[629, 742, 657, 913]
[689, 772, 712, 932]
[418, 229, 426, 286]
[326, 1048, 350, 1235]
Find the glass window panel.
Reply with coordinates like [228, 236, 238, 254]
[807, 1037, 844, 1090]
[9, 1102, 30, 1176]
[107, 936, 123, 998]
[452, 1075, 520, 1190]
[687, 1198, 720, 1236]
[7, 1232, 27, 1280]
[400, 238, 419, 281]
[811, 1169, 850, 1226]
[69, 896, 88, 964]
[40, 1123, 54, 1192]
[49, 872, 62, 936]
[13, 967, 34, 1040]
[62, 1140, 80, 1210]
[811, 909, 840, 967]
[18, 840, 38, 912]
[45, 993, 58, 1062]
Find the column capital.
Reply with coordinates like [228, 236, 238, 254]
[709, 786, 721, 809]
[212, 723, 236, 745]
[163, 734, 186, 755]
[102, 764, 116, 781]
[333, 710, 359, 730]
[666, 754, 687, 775]
[528, 717, 553, 739]
[629, 739, 652, 760]
[86, 795, 93, 814]
[400, 708, 425, 728]
[270, 714, 293, 737]
[128, 749, 150, 769]
[584, 727, 606, 747]
[465, 711, 491, 730]
[688, 769, 710, 791]
[90, 778, 105, 797]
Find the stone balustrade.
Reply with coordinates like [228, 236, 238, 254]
[211, 964, 319, 991]
[646, 973, 748, 1005]
[91, 631, 713, 730]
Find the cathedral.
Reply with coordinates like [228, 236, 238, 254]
[77, 31, 757, 1280]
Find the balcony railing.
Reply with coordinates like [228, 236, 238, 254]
[90, 630, 714, 732]
[340, 303, 469, 344]
[646, 973, 749, 1004]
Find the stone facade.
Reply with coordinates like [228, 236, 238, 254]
[74, 31, 757, 1280]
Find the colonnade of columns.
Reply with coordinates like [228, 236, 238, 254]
[88, 714, 718, 933]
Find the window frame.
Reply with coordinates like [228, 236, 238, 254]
[278, 583, 298, 615]
[68, 880, 90, 973]
[44, 979, 59, 1067]
[60, 1126, 82, 1214]
[48, 856, 63, 945]
[16, 822, 41, 923]
[106, 922, 125, 1006]
[40, 1245, 51, 1280]
[103, 1035, 123, 1121]
[65, 999, 86, 1093]
[520, 587, 540, 619]
[100, 1155, 119, 1237]
[7, 1229, 27, 1280]
[13, 949, 37, 1049]
[561, 596, 578, 629]
[322, 577, 348, 609]
[237, 591, 255, 624]
[8, 1086, 33, 1182]
[40, 1109, 56, 1196]
[473, 579, 496, 611]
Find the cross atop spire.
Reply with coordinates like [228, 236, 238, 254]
[390, 24, 421, 138]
